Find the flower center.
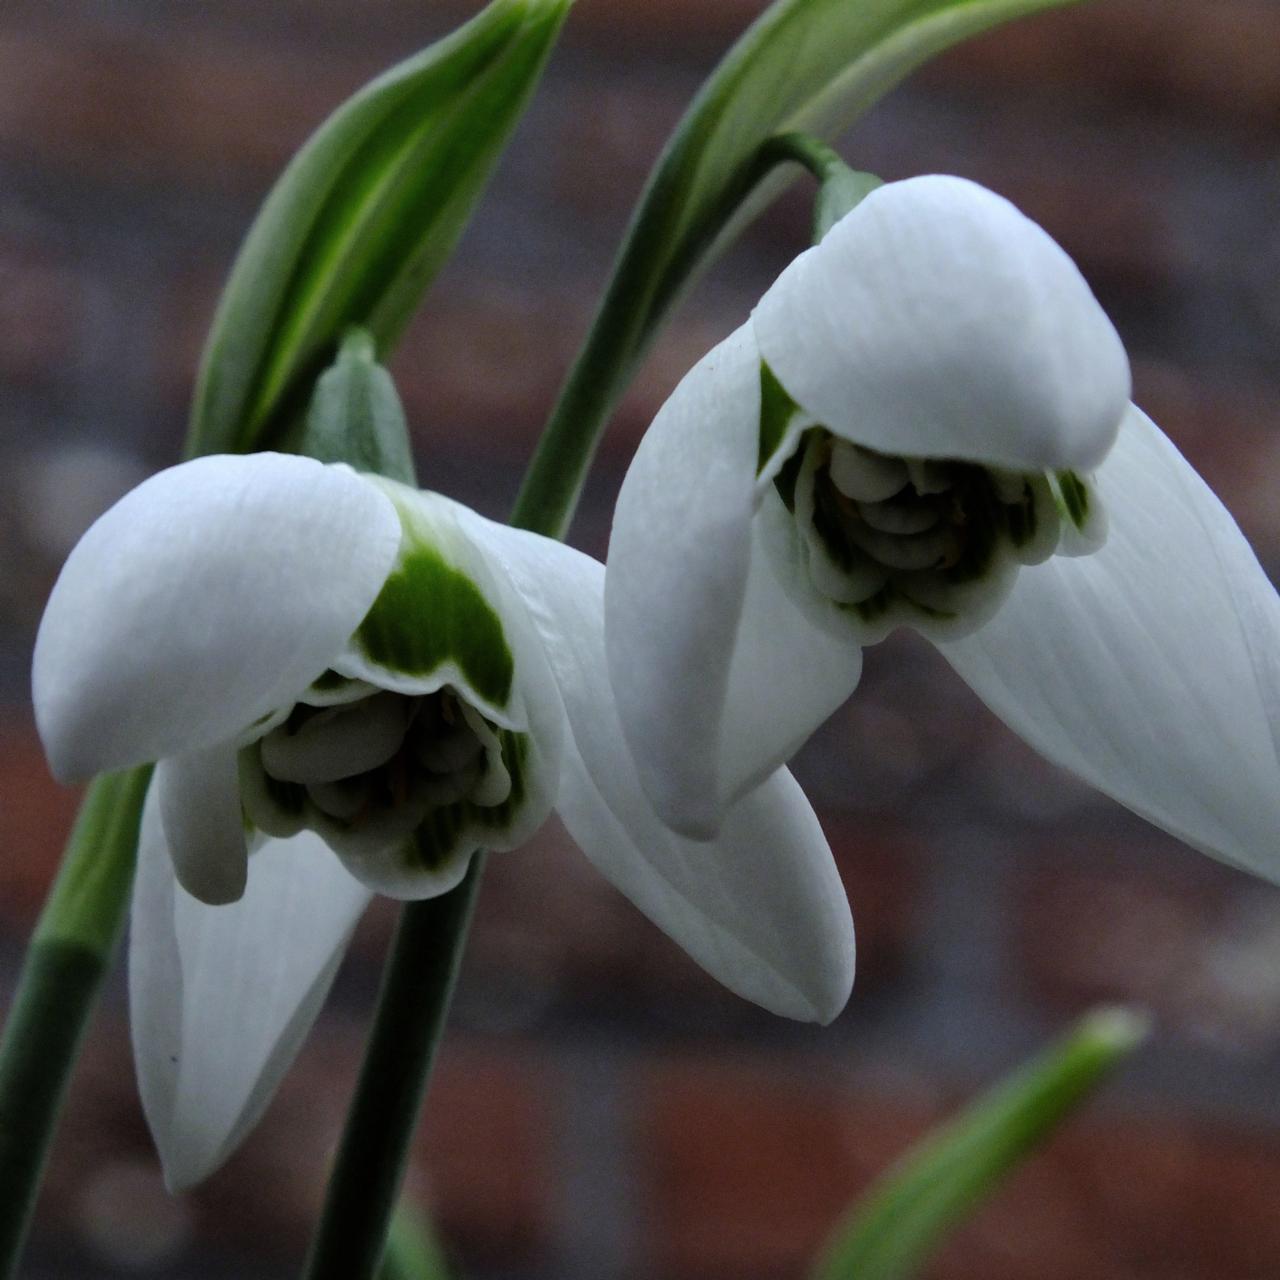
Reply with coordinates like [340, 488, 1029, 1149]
[783, 430, 1102, 641]
[241, 680, 521, 856]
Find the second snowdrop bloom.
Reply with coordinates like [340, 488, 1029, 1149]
[606, 175, 1280, 884]
[34, 452, 853, 1186]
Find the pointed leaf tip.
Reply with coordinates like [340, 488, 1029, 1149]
[814, 1003, 1145, 1280]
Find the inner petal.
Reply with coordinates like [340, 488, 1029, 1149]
[260, 692, 409, 784]
[787, 427, 1098, 642]
[828, 441, 908, 502]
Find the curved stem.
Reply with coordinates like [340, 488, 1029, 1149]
[508, 130, 840, 540]
[0, 767, 150, 1279]
[758, 130, 848, 181]
[302, 856, 484, 1280]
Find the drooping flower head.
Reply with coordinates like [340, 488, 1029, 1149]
[34, 453, 855, 1185]
[606, 175, 1280, 883]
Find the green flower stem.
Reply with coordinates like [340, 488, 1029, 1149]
[302, 856, 483, 1280]
[759, 131, 849, 182]
[507, 135, 795, 541]
[761, 133, 884, 243]
[0, 766, 150, 1279]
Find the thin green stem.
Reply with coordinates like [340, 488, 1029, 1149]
[758, 131, 848, 183]
[507, 290, 639, 538]
[508, 132, 819, 540]
[302, 856, 483, 1280]
[0, 767, 150, 1278]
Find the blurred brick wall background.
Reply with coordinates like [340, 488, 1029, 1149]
[2, 1, 1280, 1276]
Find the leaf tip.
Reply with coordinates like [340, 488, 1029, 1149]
[1077, 1004, 1152, 1058]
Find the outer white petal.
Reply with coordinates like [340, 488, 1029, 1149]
[130, 786, 371, 1190]
[940, 405, 1280, 879]
[605, 323, 861, 837]
[33, 453, 402, 782]
[156, 745, 247, 906]
[753, 175, 1132, 472]
[479, 518, 855, 1023]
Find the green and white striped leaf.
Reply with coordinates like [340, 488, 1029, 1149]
[189, 0, 571, 459]
[813, 1007, 1149, 1280]
[517, 0, 1084, 538]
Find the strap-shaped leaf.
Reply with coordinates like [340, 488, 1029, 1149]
[515, 0, 1084, 538]
[189, 0, 571, 458]
[813, 1007, 1148, 1280]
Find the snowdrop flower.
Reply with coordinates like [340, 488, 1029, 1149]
[34, 452, 853, 1185]
[606, 175, 1280, 883]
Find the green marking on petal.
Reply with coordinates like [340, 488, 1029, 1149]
[1056, 470, 1089, 529]
[758, 361, 801, 476]
[356, 543, 514, 707]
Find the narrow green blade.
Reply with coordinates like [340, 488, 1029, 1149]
[814, 1007, 1149, 1280]
[189, 0, 571, 458]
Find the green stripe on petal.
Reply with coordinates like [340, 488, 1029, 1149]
[1055, 469, 1089, 529]
[355, 543, 514, 707]
[758, 361, 801, 476]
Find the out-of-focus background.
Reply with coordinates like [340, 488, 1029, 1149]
[2, 0, 1280, 1276]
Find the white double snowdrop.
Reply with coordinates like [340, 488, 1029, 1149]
[33, 452, 854, 1186]
[606, 174, 1280, 881]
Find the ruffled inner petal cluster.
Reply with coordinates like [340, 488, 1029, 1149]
[240, 674, 533, 898]
[781, 427, 1106, 643]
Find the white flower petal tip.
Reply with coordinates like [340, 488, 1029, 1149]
[753, 174, 1132, 473]
[484, 510, 856, 1022]
[130, 791, 370, 1189]
[941, 405, 1280, 883]
[33, 453, 402, 781]
[563, 759, 856, 1024]
[157, 748, 247, 906]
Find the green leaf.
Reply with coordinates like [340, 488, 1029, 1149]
[513, 0, 1086, 539]
[188, 0, 571, 459]
[813, 1007, 1149, 1280]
